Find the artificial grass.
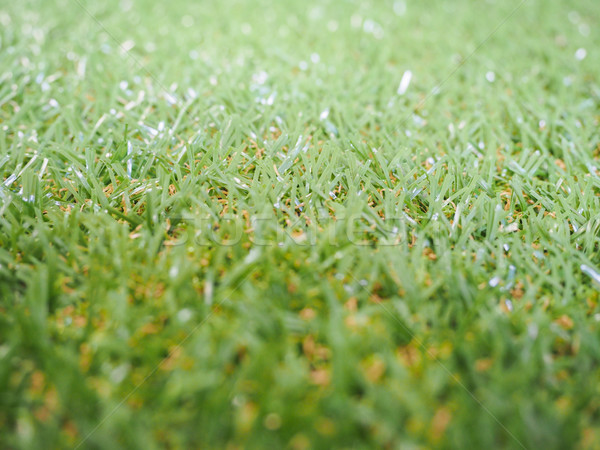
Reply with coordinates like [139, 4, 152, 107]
[1, 0, 599, 448]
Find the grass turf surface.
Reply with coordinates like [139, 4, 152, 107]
[1, 0, 600, 448]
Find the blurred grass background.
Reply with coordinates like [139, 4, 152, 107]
[1, 0, 600, 448]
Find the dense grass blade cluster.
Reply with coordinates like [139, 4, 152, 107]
[1, 0, 599, 447]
